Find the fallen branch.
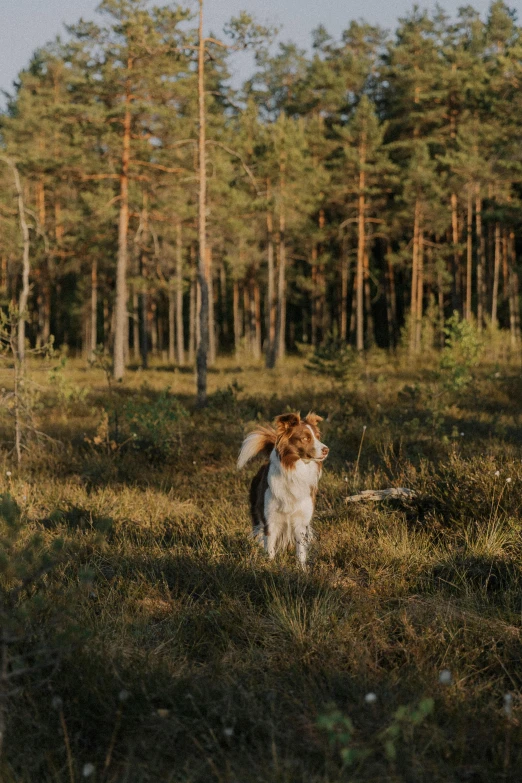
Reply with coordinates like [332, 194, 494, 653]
[346, 488, 418, 503]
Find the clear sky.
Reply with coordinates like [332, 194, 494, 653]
[0, 0, 512, 107]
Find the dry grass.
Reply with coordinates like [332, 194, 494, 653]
[0, 349, 522, 781]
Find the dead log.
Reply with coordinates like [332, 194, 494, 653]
[345, 488, 418, 503]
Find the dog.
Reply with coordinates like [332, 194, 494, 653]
[237, 412, 328, 567]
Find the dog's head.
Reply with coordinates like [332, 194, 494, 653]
[274, 412, 329, 469]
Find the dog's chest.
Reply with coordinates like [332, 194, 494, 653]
[268, 456, 319, 512]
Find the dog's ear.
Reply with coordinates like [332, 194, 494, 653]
[304, 412, 323, 430]
[274, 412, 300, 434]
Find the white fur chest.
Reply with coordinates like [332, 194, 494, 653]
[267, 450, 319, 513]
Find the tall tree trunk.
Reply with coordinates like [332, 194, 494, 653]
[253, 281, 262, 359]
[508, 230, 520, 346]
[475, 186, 485, 331]
[410, 199, 420, 354]
[206, 246, 215, 365]
[168, 289, 175, 363]
[176, 221, 184, 365]
[113, 64, 132, 381]
[219, 262, 228, 345]
[150, 298, 157, 356]
[340, 242, 349, 342]
[132, 290, 140, 361]
[265, 181, 276, 368]
[274, 209, 287, 363]
[363, 249, 374, 346]
[356, 140, 366, 352]
[491, 223, 500, 327]
[451, 192, 460, 313]
[415, 229, 424, 352]
[189, 262, 196, 364]
[91, 258, 98, 357]
[311, 248, 318, 347]
[466, 187, 473, 321]
[233, 280, 241, 356]
[139, 197, 149, 370]
[196, 0, 209, 405]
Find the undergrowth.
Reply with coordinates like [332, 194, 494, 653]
[0, 349, 521, 781]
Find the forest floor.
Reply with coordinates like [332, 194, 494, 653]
[1, 348, 522, 782]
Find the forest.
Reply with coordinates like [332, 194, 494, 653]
[1, 0, 521, 397]
[2, 3, 522, 780]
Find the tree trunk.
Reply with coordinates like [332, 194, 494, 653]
[91, 258, 98, 357]
[274, 210, 287, 363]
[206, 246, 215, 365]
[415, 229, 424, 352]
[189, 264, 196, 363]
[410, 199, 420, 354]
[113, 64, 132, 381]
[356, 141, 366, 352]
[139, 197, 149, 370]
[196, 0, 209, 405]
[340, 242, 349, 342]
[265, 181, 276, 368]
[233, 280, 241, 356]
[466, 187, 473, 321]
[363, 249, 374, 346]
[475, 186, 485, 331]
[450, 192, 460, 313]
[311, 248, 318, 347]
[508, 230, 520, 346]
[254, 281, 262, 359]
[491, 223, 500, 327]
[176, 221, 184, 364]
[168, 289, 175, 363]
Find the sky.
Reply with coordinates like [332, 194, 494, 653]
[0, 0, 514, 107]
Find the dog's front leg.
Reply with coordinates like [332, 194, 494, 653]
[264, 525, 277, 559]
[295, 526, 312, 568]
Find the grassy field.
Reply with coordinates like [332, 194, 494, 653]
[1, 346, 522, 782]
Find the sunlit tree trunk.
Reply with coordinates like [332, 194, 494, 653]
[196, 0, 209, 405]
[356, 140, 366, 352]
[265, 180, 276, 368]
[113, 64, 132, 380]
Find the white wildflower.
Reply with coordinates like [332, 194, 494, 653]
[494, 471, 500, 477]
[364, 692, 378, 704]
[6, 471, 11, 478]
[82, 763, 95, 778]
[460, 432, 465, 437]
[439, 669, 452, 685]
[118, 689, 130, 702]
[506, 477, 512, 483]
[223, 727, 234, 738]
[504, 693, 513, 719]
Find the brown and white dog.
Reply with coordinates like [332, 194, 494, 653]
[237, 412, 328, 567]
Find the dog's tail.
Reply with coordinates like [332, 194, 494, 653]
[237, 426, 276, 470]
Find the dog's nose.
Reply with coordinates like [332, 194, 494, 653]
[321, 445, 329, 457]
